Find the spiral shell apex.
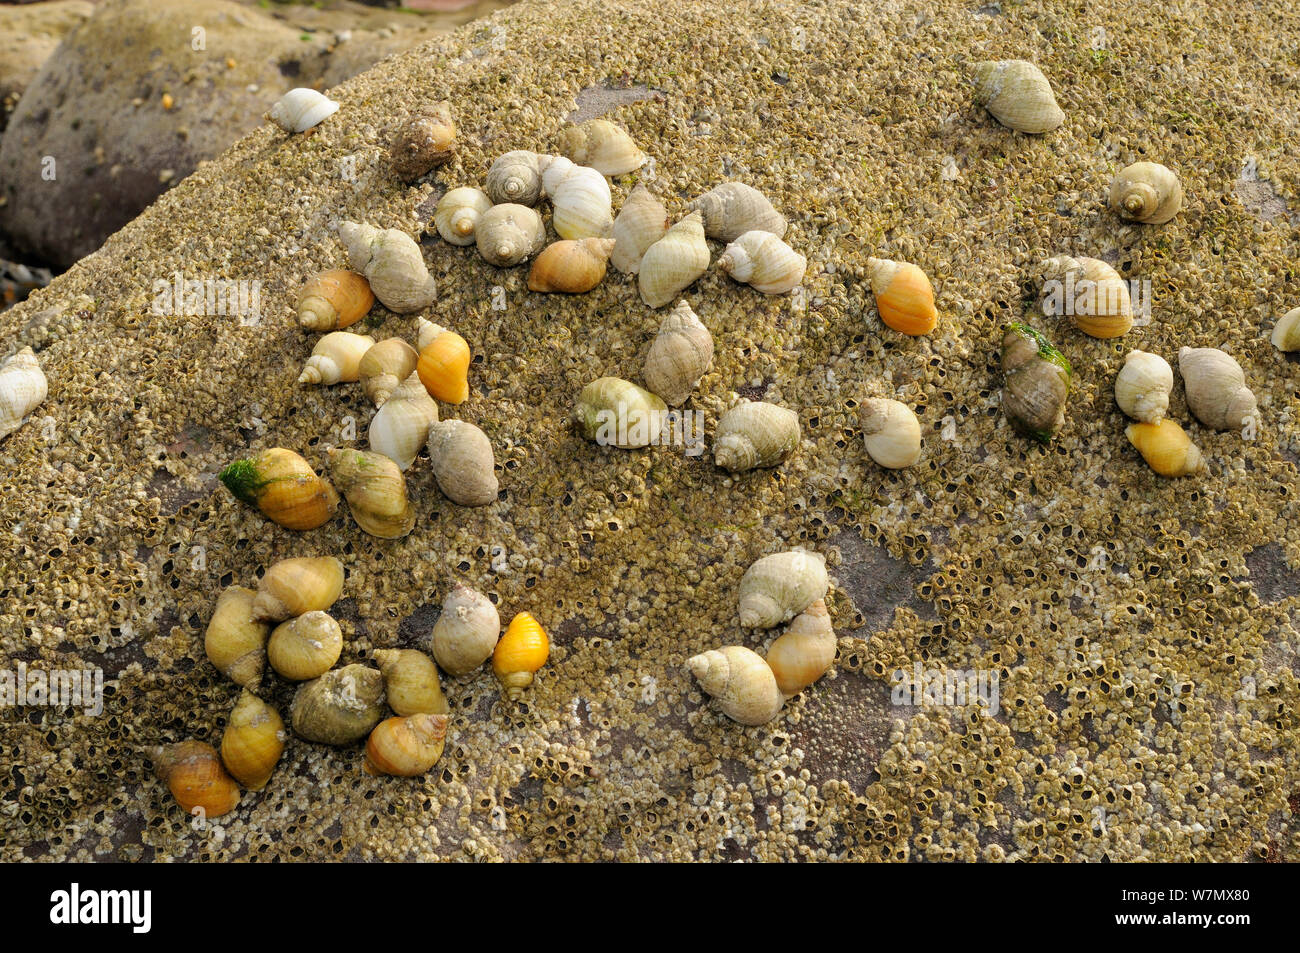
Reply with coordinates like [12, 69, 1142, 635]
[543, 156, 614, 240]
[389, 101, 456, 182]
[267, 87, 338, 133]
[0, 347, 48, 440]
[1178, 347, 1258, 432]
[433, 187, 492, 246]
[610, 183, 670, 274]
[298, 331, 376, 386]
[339, 222, 436, 314]
[717, 231, 806, 295]
[859, 397, 922, 468]
[1114, 350, 1173, 423]
[493, 612, 549, 688]
[738, 550, 829, 629]
[476, 203, 546, 267]
[643, 300, 714, 406]
[485, 150, 553, 206]
[297, 270, 373, 331]
[528, 238, 615, 293]
[431, 585, 500, 677]
[687, 646, 783, 726]
[867, 258, 937, 335]
[1001, 323, 1071, 443]
[714, 400, 800, 472]
[688, 182, 787, 243]
[151, 741, 241, 817]
[559, 119, 647, 176]
[327, 448, 416, 539]
[638, 212, 710, 308]
[1109, 162, 1183, 224]
[973, 60, 1064, 134]
[364, 714, 449, 777]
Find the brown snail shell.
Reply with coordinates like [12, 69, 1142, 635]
[430, 585, 500, 677]
[290, 664, 387, 746]
[1001, 323, 1071, 443]
[297, 270, 374, 331]
[426, 418, 498, 506]
[764, 599, 836, 697]
[389, 101, 456, 182]
[150, 740, 240, 818]
[527, 237, 615, 294]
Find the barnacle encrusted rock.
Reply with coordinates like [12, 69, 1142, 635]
[1, 0, 1297, 863]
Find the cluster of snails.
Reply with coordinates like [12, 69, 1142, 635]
[155, 557, 552, 817]
[0, 346, 47, 441]
[688, 550, 835, 725]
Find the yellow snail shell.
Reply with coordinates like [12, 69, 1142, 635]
[364, 713, 449, 777]
[542, 156, 614, 240]
[205, 586, 269, 689]
[220, 690, 284, 791]
[1126, 419, 1206, 478]
[738, 549, 829, 629]
[765, 599, 836, 698]
[339, 221, 436, 314]
[717, 230, 806, 295]
[374, 648, 449, 716]
[433, 187, 492, 246]
[296, 270, 373, 331]
[485, 150, 553, 206]
[528, 237, 615, 294]
[687, 646, 783, 726]
[476, 203, 546, 267]
[559, 119, 646, 176]
[1178, 347, 1258, 431]
[688, 182, 787, 243]
[267, 87, 338, 133]
[1272, 307, 1300, 352]
[972, 60, 1064, 134]
[369, 372, 438, 471]
[1109, 162, 1183, 224]
[638, 211, 710, 308]
[574, 377, 667, 449]
[218, 448, 340, 530]
[431, 585, 500, 677]
[297, 331, 376, 386]
[643, 300, 714, 406]
[251, 556, 345, 622]
[426, 418, 498, 506]
[859, 397, 921, 469]
[1114, 350, 1173, 424]
[714, 399, 800, 472]
[610, 183, 669, 274]
[389, 101, 456, 182]
[0, 347, 48, 440]
[359, 338, 420, 407]
[267, 610, 343, 681]
[326, 448, 416, 539]
[291, 664, 387, 746]
[150, 741, 240, 817]
[1040, 255, 1132, 338]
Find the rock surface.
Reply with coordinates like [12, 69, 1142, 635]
[1, 0, 1298, 862]
[0, 1, 93, 136]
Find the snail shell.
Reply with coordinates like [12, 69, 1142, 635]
[416, 324, 471, 405]
[267, 87, 338, 133]
[1040, 255, 1132, 338]
[1109, 162, 1183, 225]
[431, 585, 500, 677]
[643, 300, 714, 406]
[1178, 347, 1258, 432]
[433, 187, 492, 246]
[528, 237, 615, 293]
[364, 713, 449, 777]
[290, 664, 387, 746]
[542, 156, 614, 240]
[493, 611, 549, 689]
[610, 183, 669, 274]
[0, 347, 47, 441]
[1126, 419, 1206, 477]
[389, 101, 456, 182]
[297, 331, 377, 386]
[251, 555, 345, 622]
[326, 447, 416, 539]
[475, 203, 546, 267]
[485, 150, 553, 206]
[220, 690, 284, 791]
[427, 419, 498, 506]
[559, 119, 646, 176]
[1272, 307, 1300, 352]
[738, 549, 829, 629]
[219, 448, 340, 530]
[369, 372, 439, 471]
[867, 258, 937, 336]
[359, 338, 420, 407]
[714, 399, 800, 472]
[972, 59, 1064, 134]
[374, 649, 449, 716]
[688, 182, 787, 243]
[1001, 323, 1072, 443]
[338, 222, 437, 314]
[574, 377, 667, 449]
[638, 211, 710, 308]
[717, 231, 806, 295]
[297, 269, 374, 332]
[765, 599, 836, 698]
[268, 610, 343, 681]
[1114, 350, 1173, 424]
[859, 397, 921, 468]
[151, 741, 241, 817]
[687, 646, 783, 726]
[205, 586, 269, 689]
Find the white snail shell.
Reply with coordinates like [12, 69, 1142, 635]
[338, 222, 437, 314]
[297, 331, 376, 386]
[1178, 347, 1258, 432]
[859, 397, 921, 469]
[267, 87, 339, 133]
[368, 372, 438, 470]
[738, 549, 828, 629]
[687, 646, 783, 726]
[1114, 350, 1173, 424]
[1273, 307, 1300, 352]
[485, 150, 554, 206]
[1109, 162, 1183, 225]
[688, 182, 787, 243]
[714, 399, 800, 472]
[610, 183, 669, 274]
[433, 187, 492, 246]
[0, 347, 48, 440]
[475, 203, 546, 267]
[717, 230, 806, 295]
[542, 156, 614, 240]
[559, 119, 647, 176]
[638, 212, 710, 308]
[972, 60, 1064, 134]
[643, 301, 714, 406]
[426, 418, 498, 506]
